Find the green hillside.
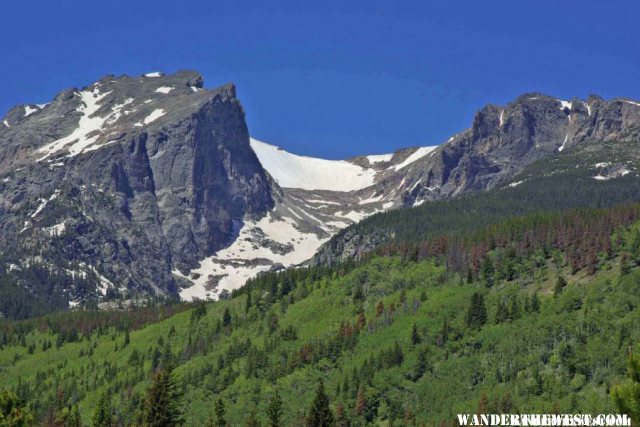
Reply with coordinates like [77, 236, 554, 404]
[2, 204, 640, 425]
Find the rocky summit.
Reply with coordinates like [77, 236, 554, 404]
[1, 70, 640, 313]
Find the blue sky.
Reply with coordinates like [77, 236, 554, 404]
[1, 1, 639, 159]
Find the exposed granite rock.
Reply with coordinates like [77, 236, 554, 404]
[0, 71, 273, 299]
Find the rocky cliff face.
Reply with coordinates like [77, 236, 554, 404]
[361, 93, 640, 208]
[0, 71, 273, 302]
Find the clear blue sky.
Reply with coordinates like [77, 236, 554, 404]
[1, 1, 639, 159]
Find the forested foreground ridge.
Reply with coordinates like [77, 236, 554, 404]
[1, 205, 640, 425]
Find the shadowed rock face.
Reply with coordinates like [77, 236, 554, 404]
[374, 93, 640, 206]
[0, 71, 273, 297]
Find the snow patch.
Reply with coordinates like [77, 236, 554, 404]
[43, 222, 66, 236]
[499, 110, 504, 127]
[305, 199, 341, 206]
[37, 88, 112, 160]
[366, 153, 393, 164]
[155, 86, 174, 94]
[249, 138, 377, 191]
[593, 168, 631, 181]
[24, 106, 39, 117]
[105, 98, 135, 125]
[393, 146, 437, 171]
[582, 101, 592, 116]
[623, 100, 640, 108]
[358, 193, 384, 205]
[29, 190, 60, 218]
[558, 133, 569, 152]
[135, 109, 166, 127]
[335, 210, 369, 223]
[508, 180, 524, 188]
[2, 120, 8, 128]
[558, 99, 572, 110]
[144, 72, 162, 77]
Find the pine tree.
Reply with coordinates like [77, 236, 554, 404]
[245, 289, 253, 314]
[508, 296, 520, 321]
[494, 299, 509, 324]
[222, 308, 232, 328]
[266, 389, 283, 427]
[143, 367, 184, 427]
[305, 381, 334, 427]
[92, 392, 113, 427]
[411, 349, 428, 381]
[554, 276, 567, 297]
[214, 398, 226, 427]
[410, 323, 421, 345]
[530, 293, 540, 312]
[465, 292, 487, 329]
[481, 257, 495, 287]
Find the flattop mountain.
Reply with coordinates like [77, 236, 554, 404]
[1, 70, 639, 316]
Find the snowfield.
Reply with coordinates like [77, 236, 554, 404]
[249, 138, 377, 191]
[393, 146, 437, 171]
[178, 214, 327, 301]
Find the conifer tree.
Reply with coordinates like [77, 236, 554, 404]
[143, 366, 184, 427]
[508, 296, 520, 321]
[214, 398, 226, 427]
[411, 349, 428, 381]
[92, 392, 113, 427]
[245, 289, 252, 314]
[530, 293, 540, 312]
[305, 381, 333, 427]
[481, 257, 495, 287]
[554, 276, 567, 297]
[222, 308, 232, 328]
[494, 299, 509, 324]
[411, 324, 421, 345]
[465, 292, 487, 329]
[266, 389, 283, 427]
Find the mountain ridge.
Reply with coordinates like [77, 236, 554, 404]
[2, 70, 640, 313]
